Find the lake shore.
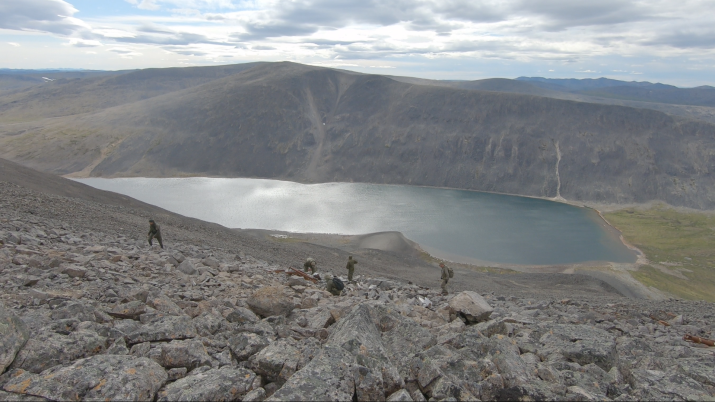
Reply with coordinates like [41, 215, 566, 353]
[235, 228, 666, 301]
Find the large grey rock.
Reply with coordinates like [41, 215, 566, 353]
[629, 368, 711, 401]
[267, 345, 355, 402]
[146, 294, 184, 316]
[109, 300, 147, 320]
[538, 324, 617, 371]
[0, 388, 54, 401]
[36, 355, 167, 401]
[9, 330, 107, 373]
[225, 307, 259, 324]
[228, 333, 270, 361]
[0, 307, 29, 374]
[157, 366, 256, 402]
[49, 302, 96, 322]
[157, 339, 211, 370]
[193, 313, 226, 336]
[242, 387, 266, 402]
[448, 291, 493, 323]
[371, 304, 436, 382]
[410, 344, 500, 401]
[125, 315, 197, 345]
[177, 260, 197, 275]
[2, 369, 79, 401]
[62, 265, 86, 278]
[247, 286, 295, 318]
[327, 304, 405, 395]
[253, 339, 302, 383]
[171, 251, 186, 263]
[387, 389, 414, 401]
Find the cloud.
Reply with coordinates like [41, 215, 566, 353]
[0, 0, 87, 35]
[67, 38, 103, 47]
[646, 29, 715, 49]
[515, 0, 651, 31]
[576, 69, 599, 73]
[7, 42, 21, 47]
[124, 0, 236, 11]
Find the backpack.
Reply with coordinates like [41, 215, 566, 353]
[448, 267, 454, 278]
[333, 277, 345, 291]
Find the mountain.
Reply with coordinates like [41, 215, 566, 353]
[517, 77, 715, 108]
[0, 63, 263, 122]
[1, 62, 715, 209]
[516, 77, 672, 91]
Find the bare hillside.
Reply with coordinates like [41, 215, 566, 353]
[1, 62, 715, 209]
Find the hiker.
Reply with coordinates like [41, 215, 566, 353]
[325, 274, 343, 296]
[346, 255, 358, 282]
[304, 257, 316, 274]
[147, 219, 163, 249]
[440, 262, 453, 295]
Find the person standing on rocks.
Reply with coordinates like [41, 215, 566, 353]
[440, 262, 453, 295]
[304, 257, 316, 274]
[325, 274, 342, 296]
[147, 219, 163, 249]
[346, 256, 358, 282]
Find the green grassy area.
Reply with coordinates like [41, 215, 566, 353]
[604, 205, 715, 301]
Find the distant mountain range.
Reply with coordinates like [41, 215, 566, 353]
[1, 62, 714, 209]
[517, 77, 715, 107]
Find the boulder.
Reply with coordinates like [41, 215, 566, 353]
[157, 366, 256, 402]
[125, 315, 197, 345]
[62, 265, 86, 278]
[0, 307, 30, 374]
[177, 260, 198, 275]
[243, 387, 266, 401]
[49, 302, 96, 322]
[226, 307, 259, 324]
[146, 294, 184, 316]
[109, 301, 147, 320]
[2, 369, 79, 401]
[252, 339, 302, 383]
[171, 251, 186, 263]
[448, 291, 493, 323]
[35, 355, 167, 401]
[387, 389, 414, 401]
[247, 286, 296, 318]
[193, 313, 227, 336]
[202, 257, 220, 268]
[267, 345, 355, 402]
[538, 324, 617, 371]
[229, 333, 270, 361]
[157, 339, 211, 370]
[9, 330, 107, 373]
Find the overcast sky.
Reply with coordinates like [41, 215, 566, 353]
[1, 0, 714, 86]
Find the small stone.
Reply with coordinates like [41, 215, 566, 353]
[177, 260, 198, 275]
[62, 265, 86, 278]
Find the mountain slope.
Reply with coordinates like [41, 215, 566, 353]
[1, 62, 715, 209]
[0, 63, 263, 123]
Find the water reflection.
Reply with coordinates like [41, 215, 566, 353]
[75, 178, 636, 265]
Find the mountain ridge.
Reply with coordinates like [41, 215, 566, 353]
[1, 61, 715, 209]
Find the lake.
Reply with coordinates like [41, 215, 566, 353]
[74, 178, 637, 266]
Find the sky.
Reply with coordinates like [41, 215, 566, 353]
[1, 0, 714, 86]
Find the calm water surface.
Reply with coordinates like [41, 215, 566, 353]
[75, 178, 636, 265]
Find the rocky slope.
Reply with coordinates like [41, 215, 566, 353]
[2, 62, 715, 209]
[1, 165, 715, 401]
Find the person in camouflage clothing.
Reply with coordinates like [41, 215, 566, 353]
[325, 274, 342, 296]
[304, 257, 316, 274]
[147, 219, 163, 249]
[346, 256, 358, 282]
[440, 263, 451, 295]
